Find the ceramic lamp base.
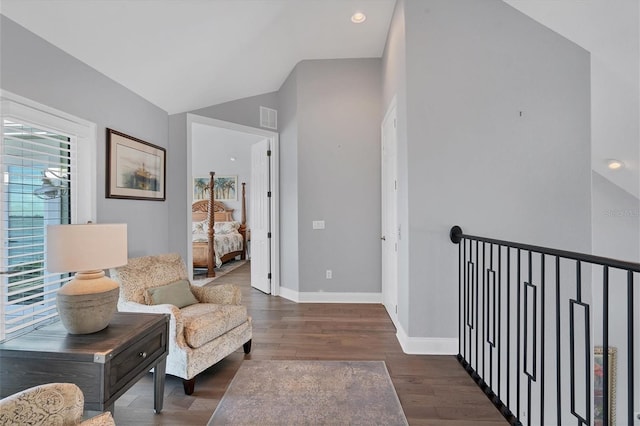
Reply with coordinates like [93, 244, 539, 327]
[56, 271, 119, 334]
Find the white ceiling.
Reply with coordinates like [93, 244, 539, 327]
[1, 0, 638, 197]
[0, 0, 396, 114]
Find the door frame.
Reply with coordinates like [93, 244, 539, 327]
[381, 97, 399, 326]
[186, 114, 280, 295]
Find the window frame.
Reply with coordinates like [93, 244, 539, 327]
[0, 90, 97, 341]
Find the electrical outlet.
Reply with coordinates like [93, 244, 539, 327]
[326, 270, 332, 279]
[313, 220, 325, 230]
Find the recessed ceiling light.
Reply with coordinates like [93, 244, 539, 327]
[351, 12, 366, 24]
[607, 159, 624, 170]
[230, 157, 236, 162]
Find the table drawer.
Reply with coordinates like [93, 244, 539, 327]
[109, 322, 166, 395]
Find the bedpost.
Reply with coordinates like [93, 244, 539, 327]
[241, 182, 246, 225]
[240, 182, 247, 260]
[207, 171, 216, 277]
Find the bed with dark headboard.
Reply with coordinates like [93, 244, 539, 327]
[192, 172, 246, 277]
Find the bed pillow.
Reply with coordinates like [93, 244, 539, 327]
[145, 279, 198, 308]
[192, 220, 208, 235]
[214, 221, 241, 235]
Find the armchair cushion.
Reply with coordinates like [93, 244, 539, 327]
[112, 253, 187, 305]
[181, 303, 249, 348]
[190, 283, 242, 305]
[146, 279, 198, 308]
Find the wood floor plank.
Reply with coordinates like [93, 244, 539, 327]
[112, 262, 506, 425]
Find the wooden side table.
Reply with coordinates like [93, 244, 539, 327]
[0, 312, 169, 414]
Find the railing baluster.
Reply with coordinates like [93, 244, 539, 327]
[507, 247, 511, 411]
[487, 244, 496, 389]
[525, 250, 532, 426]
[497, 244, 502, 402]
[476, 240, 479, 373]
[603, 266, 609, 426]
[540, 254, 545, 426]
[482, 241, 486, 380]
[517, 248, 521, 421]
[468, 239, 473, 366]
[465, 239, 470, 363]
[464, 239, 468, 361]
[468, 242, 472, 364]
[556, 256, 561, 426]
[628, 271, 634, 426]
[459, 239, 462, 357]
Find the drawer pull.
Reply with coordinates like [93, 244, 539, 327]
[139, 351, 147, 359]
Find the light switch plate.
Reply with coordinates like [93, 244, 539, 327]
[312, 220, 325, 229]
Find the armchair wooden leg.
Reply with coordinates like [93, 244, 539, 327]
[183, 378, 196, 395]
[243, 339, 252, 354]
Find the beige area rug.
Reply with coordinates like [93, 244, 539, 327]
[208, 360, 409, 426]
[193, 259, 247, 285]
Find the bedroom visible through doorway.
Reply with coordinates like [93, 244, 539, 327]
[188, 115, 279, 295]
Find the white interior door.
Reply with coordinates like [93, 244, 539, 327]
[250, 138, 271, 294]
[381, 101, 398, 323]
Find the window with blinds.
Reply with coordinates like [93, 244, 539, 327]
[1, 119, 73, 341]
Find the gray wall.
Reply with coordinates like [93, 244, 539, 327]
[295, 59, 382, 293]
[277, 67, 300, 292]
[1, 15, 169, 258]
[168, 113, 188, 260]
[383, 0, 592, 338]
[184, 59, 383, 295]
[191, 92, 279, 130]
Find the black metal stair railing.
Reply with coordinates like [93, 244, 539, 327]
[450, 226, 639, 426]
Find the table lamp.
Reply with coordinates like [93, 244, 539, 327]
[46, 223, 128, 334]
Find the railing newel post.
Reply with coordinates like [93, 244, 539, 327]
[450, 226, 463, 244]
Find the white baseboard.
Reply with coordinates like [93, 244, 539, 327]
[395, 322, 458, 355]
[278, 287, 382, 304]
[278, 286, 298, 302]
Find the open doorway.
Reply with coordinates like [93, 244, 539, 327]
[187, 115, 280, 295]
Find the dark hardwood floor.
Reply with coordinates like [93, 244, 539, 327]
[112, 262, 506, 425]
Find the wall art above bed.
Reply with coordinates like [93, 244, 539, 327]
[193, 175, 237, 201]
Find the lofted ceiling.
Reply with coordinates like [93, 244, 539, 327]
[0, 0, 396, 115]
[1, 0, 638, 197]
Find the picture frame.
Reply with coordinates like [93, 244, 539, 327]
[594, 346, 616, 426]
[193, 175, 237, 201]
[106, 128, 166, 201]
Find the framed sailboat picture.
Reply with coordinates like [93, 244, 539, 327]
[106, 128, 166, 201]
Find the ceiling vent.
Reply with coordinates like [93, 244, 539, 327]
[260, 106, 277, 130]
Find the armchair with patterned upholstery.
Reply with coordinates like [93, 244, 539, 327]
[109, 253, 252, 395]
[0, 383, 115, 426]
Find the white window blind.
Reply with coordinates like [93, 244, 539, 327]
[0, 119, 74, 341]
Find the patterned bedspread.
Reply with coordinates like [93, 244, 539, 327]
[193, 221, 243, 267]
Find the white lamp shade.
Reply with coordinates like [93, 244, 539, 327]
[46, 224, 128, 273]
